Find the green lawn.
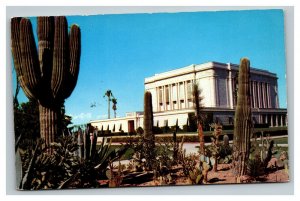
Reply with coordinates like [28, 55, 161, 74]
[272, 137, 288, 144]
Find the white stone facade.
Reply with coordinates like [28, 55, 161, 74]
[145, 62, 280, 111]
[90, 61, 287, 133]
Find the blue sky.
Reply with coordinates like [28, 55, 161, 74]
[13, 9, 287, 125]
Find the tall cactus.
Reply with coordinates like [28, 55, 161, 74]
[232, 58, 252, 180]
[143, 91, 155, 170]
[11, 16, 81, 146]
[144, 91, 154, 141]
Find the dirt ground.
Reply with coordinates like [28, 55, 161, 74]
[134, 163, 289, 187]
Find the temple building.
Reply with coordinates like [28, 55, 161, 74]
[90, 61, 287, 133]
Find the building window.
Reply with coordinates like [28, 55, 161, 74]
[172, 83, 177, 100]
[187, 81, 192, 100]
[165, 86, 169, 103]
[253, 117, 257, 124]
[159, 87, 163, 104]
[179, 82, 184, 100]
[228, 117, 233, 124]
[215, 117, 220, 124]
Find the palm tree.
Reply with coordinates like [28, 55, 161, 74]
[103, 90, 114, 119]
[112, 98, 117, 118]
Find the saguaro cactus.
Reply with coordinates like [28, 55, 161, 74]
[233, 58, 252, 180]
[11, 16, 81, 146]
[143, 91, 155, 170]
[144, 91, 154, 141]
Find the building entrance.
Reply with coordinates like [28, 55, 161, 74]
[128, 120, 135, 134]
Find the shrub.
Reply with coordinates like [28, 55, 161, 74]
[136, 127, 144, 135]
[246, 157, 265, 180]
[182, 125, 189, 132]
[153, 126, 163, 134]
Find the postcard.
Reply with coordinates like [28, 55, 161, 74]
[11, 9, 288, 190]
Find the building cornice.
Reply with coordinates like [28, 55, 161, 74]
[144, 61, 278, 84]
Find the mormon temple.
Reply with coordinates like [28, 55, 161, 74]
[90, 61, 287, 133]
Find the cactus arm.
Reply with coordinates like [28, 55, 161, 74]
[64, 24, 81, 99]
[19, 18, 41, 99]
[37, 17, 54, 80]
[11, 18, 36, 99]
[51, 16, 68, 99]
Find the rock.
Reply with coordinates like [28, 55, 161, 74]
[240, 175, 251, 183]
[267, 157, 278, 169]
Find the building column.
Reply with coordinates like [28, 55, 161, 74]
[275, 115, 278, 127]
[253, 81, 256, 108]
[232, 77, 236, 106]
[266, 83, 270, 108]
[257, 82, 261, 108]
[215, 77, 219, 106]
[265, 83, 268, 108]
[270, 115, 273, 127]
[265, 114, 268, 124]
[177, 83, 180, 110]
[262, 82, 266, 108]
[162, 86, 165, 111]
[170, 84, 173, 110]
[285, 115, 288, 126]
[249, 81, 253, 108]
[280, 115, 283, 127]
[228, 75, 233, 109]
[184, 81, 188, 109]
[211, 77, 217, 107]
[275, 84, 279, 108]
[169, 84, 172, 110]
[260, 82, 263, 108]
[156, 87, 159, 112]
[259, 115, 263, 124]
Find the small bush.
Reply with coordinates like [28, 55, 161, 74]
[104, 130, 111, 135]
[182, 125, 190, 132]
[246, 157, 265, 180]
[136, 127, 144, 135]
[153, 126, 163, 134]
[219, 144, 232, 159]
[222, 124, 234, 130]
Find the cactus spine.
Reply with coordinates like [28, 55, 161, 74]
[11, 17, 81, 146]
[233, 58, 252, 179]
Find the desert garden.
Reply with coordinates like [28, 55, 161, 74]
[11, 16, 289, 190]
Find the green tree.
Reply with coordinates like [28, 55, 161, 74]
[14, 100, 40, 150]
[112, 97, 117, 118]
[103, 90, 114, 119]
